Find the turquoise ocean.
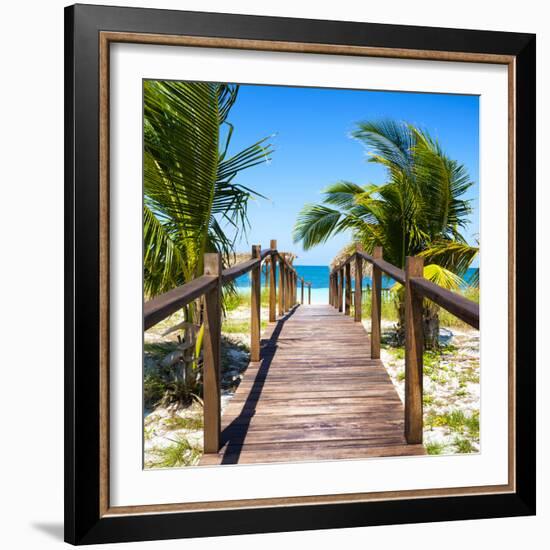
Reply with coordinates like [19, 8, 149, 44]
[235, 266, 479, 304]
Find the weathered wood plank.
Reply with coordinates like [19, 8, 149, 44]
[250, 245, 261, 362]
[202, 253, 222, 454]
[405, 256, 424, 444]
[371, 246, 383, 359]
[269, 240, 277, 322]
[199, 304, 424, 465]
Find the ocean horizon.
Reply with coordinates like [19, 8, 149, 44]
[235, 265, 479, 304]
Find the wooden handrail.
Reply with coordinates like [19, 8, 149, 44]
[356, 251, 406, 284]
[260, 248, 273, 260]
[144, 239, 312, 455]
[331, 250, 477, 326]
[221, 257, 261, 284]
[410, 277, 479, 329]
[145, 247, 311, 329]
[329, 245, 479, 446]
[144, 275, 217, 330]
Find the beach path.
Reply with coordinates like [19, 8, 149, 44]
[200, 304, 425, 465]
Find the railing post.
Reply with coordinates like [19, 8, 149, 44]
[354, 253, 362, 322]
[405, 256, 424, 444]
[308, 283, 311, 305]
[286, 269, 294, 311]
[203, 252, 222, 453]
[278, 256, 285, 317]
[269, 240, 277, 322]
[345, 263, 351, 315]
[338, 269, 344, 312]
[301, 278, 304, 304]
[250, 244, 261, 362]
[371, 246, 383, 359]
[285, 263, 291, 312]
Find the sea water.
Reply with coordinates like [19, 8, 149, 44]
[235, 266, 479, 304]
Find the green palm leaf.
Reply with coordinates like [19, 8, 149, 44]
[143, 81, 273, 297]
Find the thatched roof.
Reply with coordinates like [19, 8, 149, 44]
[229, 251, 296, 267]
[329, 243, 372, 277]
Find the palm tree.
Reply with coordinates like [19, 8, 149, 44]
[293, 120, 478, 348]
[144, 81, 272, 298]
[144, 81, 272, 399]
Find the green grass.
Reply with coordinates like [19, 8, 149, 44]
[224, 287, 271, 312]
[222, 318, 268, 334]
[164, 414, 203, 431]
[360, 291, 399, 321]
[425, 441, 446, 455]
[453, 436, 475, 453]
[146, 437, 202, 468]
[426, 409, 479, 438]
[423, 394, 435, 406]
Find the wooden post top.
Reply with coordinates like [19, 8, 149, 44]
[406, 255, 424, 277]
[204, 252, 222, 277]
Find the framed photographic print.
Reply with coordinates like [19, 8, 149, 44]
[64, 3, 536, 545]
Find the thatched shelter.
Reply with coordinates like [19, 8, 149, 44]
[330, 243, 372, 278]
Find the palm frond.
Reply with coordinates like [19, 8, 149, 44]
[143, 80, 272, 296]
[419, 240, 478, 278]
[293, 204, 343, 250]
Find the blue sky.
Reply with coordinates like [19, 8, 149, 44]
[223, 84, 479, 266]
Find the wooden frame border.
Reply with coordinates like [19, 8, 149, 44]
[99, 28, 516, 517]
[66, 4, 535, 544]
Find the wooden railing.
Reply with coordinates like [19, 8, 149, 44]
[329, 246, 479, 445]
[144, 239, 312, 453]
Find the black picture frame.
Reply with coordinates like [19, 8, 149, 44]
[65, 3, 536, 545]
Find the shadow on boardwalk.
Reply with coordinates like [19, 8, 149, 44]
[219, 306, 299, 464]
[200, 304, 425, 466]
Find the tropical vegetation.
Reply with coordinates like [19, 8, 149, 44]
[293, 120, 479, 347]
[143, 81, 272, 403]
[144, 81, 272, 298]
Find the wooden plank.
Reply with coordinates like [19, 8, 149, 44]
[354, 254, 362, 322]
[338, 269, 344, 312]
[269, 240, 277, 322]
[199, 304, 424, 465]
[371, 246, 383, 359]
[250, 245, 261, 362]
[144, 275, 217, 330]
[358, 251, 406, 284]
[202, 253, 222, 453]
[345, 263, 351, 315]
[221, 257, 260, 284]
[284, 263, 290, 312]
[200, 442, 425, 466]
[278, 256, 285, 317]
[405, 256, 424, 444]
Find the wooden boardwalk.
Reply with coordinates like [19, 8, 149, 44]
[200, 304, 425, 466]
